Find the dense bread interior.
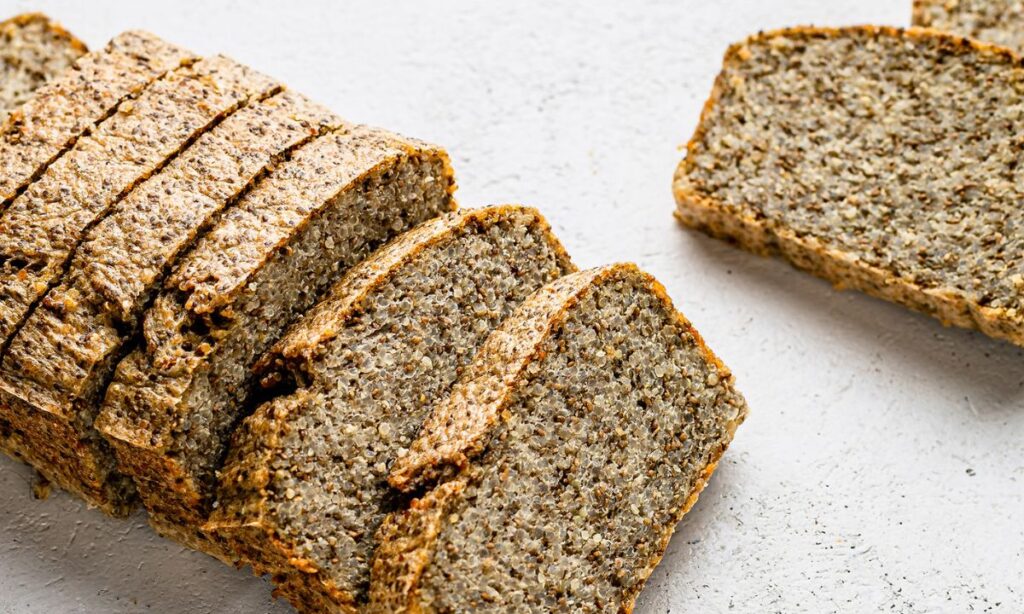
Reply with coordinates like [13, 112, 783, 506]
[914, 0, 1024, 52]
[680, 28, 1024, 320]
[213, 207, 573, 609]
[100, 150, 453, 535]
[0, 14, 85, 121]
[410, 271, 744, 612]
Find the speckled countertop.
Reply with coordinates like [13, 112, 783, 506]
[1, 1, 1021, 612]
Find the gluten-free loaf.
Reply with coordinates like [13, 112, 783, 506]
[0, 29, 192, 209]
[375, 263, 748, 613]
[0, 55, 279, 516]
[914, 0, 1024, 52]
[0, 90, 335, 515]
[206, 205, 575, 614]
[674, 26, 1024, 347]
[97, 127, 456, 548]
[0, 13, 86, 123]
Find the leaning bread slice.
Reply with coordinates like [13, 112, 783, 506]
[374, 263, 748, 613]
[675, 26, 1024, 347]
[97, 127, 456, 545]
[0, 91, 336, 515]
[206, 205, 575, 613]
[913, 0, 1024, 53]
[0, 13, 86, 123]
[0, 30, 193, 209]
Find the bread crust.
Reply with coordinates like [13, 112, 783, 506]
[0, 30, 193, 209]
[376, 264, 747, 613]
[674, 25, 1024, 348]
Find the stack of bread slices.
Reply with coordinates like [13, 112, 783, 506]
[0, 13, 749, 613]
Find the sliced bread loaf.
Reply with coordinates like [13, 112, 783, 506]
[96, 127, 455, 545]
[0, 91, 336, 515]
[206, 205, 575, 613]
[0, 30, 192, 209]
[374, 263, 748, 613]
[674, 26, 1024, 347]
[914, 0, 1024, 52]
[0, 55, 278, 515]
[0, 13, 86, 123]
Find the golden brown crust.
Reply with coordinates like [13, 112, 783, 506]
[0, 30, 194, 208]
[377, 264, 747, 611]
[674, 25, 1024, 348]
[253, 204, 566, 384]
[0, 12, 88, 57]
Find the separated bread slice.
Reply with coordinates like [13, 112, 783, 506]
[96, 127, 456, 545]
[0, 13, 86, 123]
[674, 26, 1024, 347]
[0, 91, 337, 515]
[374, 263, 748, 613]
[914, 0, 1024, 52]
[206, 205, 575, 613]
[0, 55, 278, 515]
[0, 30, 193, 209]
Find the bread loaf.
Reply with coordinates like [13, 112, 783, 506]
[0, 13, 86, 123]
[373, 263, 747, 612]
[674, 26, 1024, 347]
[96, 127, 456, 549]
[0, 55, 279, 515]
[913, 0, 1024, 52]
[0, 90, 336, 519]
[206, 205, 574, 613]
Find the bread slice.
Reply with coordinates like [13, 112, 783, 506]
[205, 205, 575, 613]
[0, 13, 86, 123]
[96, 127, 456, 546]
[373, 263, 748, 613]
[674, 26, 1024, 347]
[0, 91, 337, 516]
[914, 0, 1024, 52]
[0, 30, 193, 209]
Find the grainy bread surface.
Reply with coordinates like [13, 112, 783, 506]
[914, 0, 1024, 52]
[675, 26, 1024, 347]
[0, 13, 86, 123]
[0, 30, 192, 208]
[0, 55, 278, 515]
[97, 127, 456, 552]
[374, 264, 748, 613]
[207, 205, 575, 614]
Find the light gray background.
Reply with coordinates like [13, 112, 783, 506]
[1, 1, 1021, 612]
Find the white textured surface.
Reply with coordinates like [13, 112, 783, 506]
[1, 1, 1022, 612]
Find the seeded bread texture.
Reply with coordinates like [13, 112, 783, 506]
[914, 0, 1024, 52]
[0, 13, 86, 123]
[97, 127, 456, 551]
[374, 264, 748, 613]
[0, 30, 193, 210]
[0, 91, 333, 516]
[674, 26, 1024, 348]
[207, 205, 575, 614]
[0, 55, 279, 515]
